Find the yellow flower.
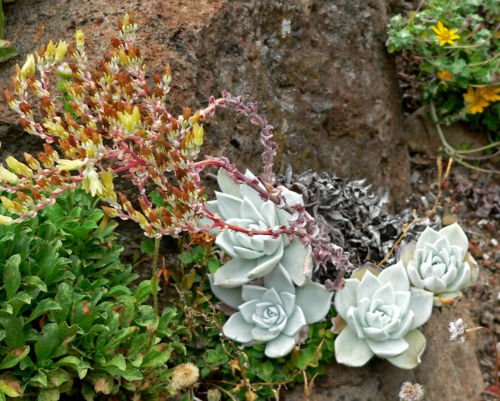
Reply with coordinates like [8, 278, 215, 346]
[75, 29, 85, 49]
[477, 86, 500, 102]
[57, 159, 86, 172]
[99, 170, 117, 201]
[43, 121, 69, 138]
[432, 22, 460, 46]
[19, 54, 36, 79]
[82, 166, 103, 196]
[55, 41, 69, 61]
[0, 165, 19, 184]
[45, 40, 57, 58]
[437, 70, 453, 81]
[1, 197, 26, 214]
[463, 87, 490, 114]
[6, 156, 32, 177]
[117, 106, 141, 132]
[0, 215, 13, 225]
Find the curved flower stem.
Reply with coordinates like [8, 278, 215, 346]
[151, 236, 161, 315]
[429, 102, 499, 175]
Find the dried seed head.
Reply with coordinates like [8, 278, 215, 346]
[170, 363, 199, 391]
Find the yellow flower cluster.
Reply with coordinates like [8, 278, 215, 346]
[432, 22, 460, 46]
[463, 86, 500, 114]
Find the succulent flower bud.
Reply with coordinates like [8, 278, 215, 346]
[0, 165, 20, 184]
[6, 156, 32, 177]
[75, 29, 85, 50]
[55, 41, 69, 61]
[57, 159, 86, 171]
[20, 55, 36, 79]
[0, 215, 14, 225]
[45, 40, 57, 59]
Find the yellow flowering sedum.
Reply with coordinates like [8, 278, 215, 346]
[19, 54, 36, 79]
[57, 159, 86, 172]
[75, 29, 85, 50]
[0, 215, 14, 225]
[431, 22, 460, 46]
[0, 165, 19, 184]
[6, 156, 32, 177]
[117, 106, 141, 132]
[82, 165, 103, 196]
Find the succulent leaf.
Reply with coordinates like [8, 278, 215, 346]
[401, 223, 475, 300]
[334, 263, 432, 367]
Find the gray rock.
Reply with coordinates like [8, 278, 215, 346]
[285, 301, 484, 401]
[0, 0, 410, 206]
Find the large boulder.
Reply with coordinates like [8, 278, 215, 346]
[0, 0, 410, 204]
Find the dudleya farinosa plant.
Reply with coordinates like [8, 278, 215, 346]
[210, 264, 332, 358]
[334, 263, 433, 369]
[399, 223, 478, 301]
[208, 169, 312, 287]
[208, 168, 332, 358]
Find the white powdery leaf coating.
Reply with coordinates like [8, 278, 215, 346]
[402, 223, 478, 300]
[211, 168, 312, 287]
[334, 263, 433, 368]
[214, 264, 332, 358]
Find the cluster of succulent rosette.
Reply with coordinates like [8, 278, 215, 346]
[0, 14, 478, 371]
[333, 223, 478, 368]
[206, 169, 333, 358]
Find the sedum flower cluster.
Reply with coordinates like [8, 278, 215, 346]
[334, 223, 477, 369]
[208, 169, 332, 358]
[1, 13, 214, 237]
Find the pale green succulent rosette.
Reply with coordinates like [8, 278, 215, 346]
[400, 223, 478, 301]
[208, 169, 312, 288]
[210, 264, 333, 358]
[334, 262, 433, 369]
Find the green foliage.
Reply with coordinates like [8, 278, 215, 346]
[387, 0, 499, 133]
[169, 242, 336, 400]
[0, 190, 182, 400]
[0, 1, 19, 63]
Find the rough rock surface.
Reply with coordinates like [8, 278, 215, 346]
[0, 0, 410, 204]
[0, 2, 485, 400]
[285, 300, 484, 401]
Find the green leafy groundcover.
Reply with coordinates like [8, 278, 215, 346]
[0, 190, 185, 401]
[387, 0, 499, 134]
[0, 190, 336, 401]
[165, 243, 336, 400]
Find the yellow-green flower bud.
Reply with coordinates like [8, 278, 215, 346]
[118, 106, 141, 132]
[55, 41, 69, 61]
[1, 196, 26, 214]
[45, 40, 57, 59]
[75, 29, 85, 49]
[57, 159, 86, 172]
[6, 156, 32, 177]
[193, 123, 204, 147]
[0, 165, 19, 184]
[20, 54, 36, 79]
[0, 215, 13, 225]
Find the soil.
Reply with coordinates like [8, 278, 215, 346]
[408, 159, 499, 401]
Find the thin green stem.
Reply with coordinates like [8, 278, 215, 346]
[429, 102, 500, 175]
[152, 236, 161, 315]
